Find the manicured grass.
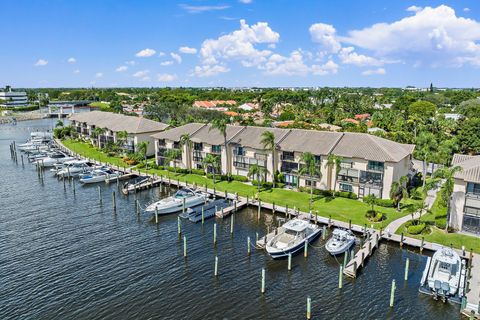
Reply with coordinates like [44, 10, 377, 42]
[62, 139, 126, 167]
[62, 139, 420, 229]
[89, 102, 110, 109]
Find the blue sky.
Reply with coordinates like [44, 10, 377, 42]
[2, 0, 480, 88]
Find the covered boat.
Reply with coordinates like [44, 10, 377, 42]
[145, 188, 207, 214]
[266, 219, 321, 259]
[325, 228, 356, 255]
[79, 168, 120, 184]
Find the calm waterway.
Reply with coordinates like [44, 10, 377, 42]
[0, 119, 460, 319]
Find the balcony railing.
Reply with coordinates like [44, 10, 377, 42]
[337, 175, 359, 184]
[466, 192, 480, 200]
[281, 154, 295, 161]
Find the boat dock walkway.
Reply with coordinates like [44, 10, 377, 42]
[343, 230, 380, 278]
[463, 254, 480, 318]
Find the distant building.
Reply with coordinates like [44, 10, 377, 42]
[0, 86, 28, 108]
[238, 103, 258, 111]
[192, 100, 236, 111]
[444, 113, 462, 121]
[450, 154, 480, 234]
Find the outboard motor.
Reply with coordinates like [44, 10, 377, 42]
[441, 282, 450, 303]
[434, 280, 442, 300]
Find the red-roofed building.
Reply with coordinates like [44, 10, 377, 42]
[342, 118, 360, 125]
[354, 113, 370, 120]
[193, 100, 237, 111]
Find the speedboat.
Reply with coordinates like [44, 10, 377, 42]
[145, 188, 208, 214]
[18, 138, 50, 151]
[266, 219, 321, 259]
[121, 176, 150, 194]
[56, 160, 91, 178]
[325, 228, 356, 255]
[34, 152, 75, 167]
[79, 168, 121, 184]
[420, 247, 466, 303]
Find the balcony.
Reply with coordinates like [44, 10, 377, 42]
[193, 151, 204, 162]
[367, 161, 385, 172]
[337, 175, 359, 184]
[281, 152, 295, 162]
[233, 161, 249, 169]
[281, 161, 298, 174]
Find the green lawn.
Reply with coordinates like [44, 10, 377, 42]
[89, 101, 110, 109]
[62, 139, 126, 167]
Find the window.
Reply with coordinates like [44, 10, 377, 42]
[234, 146, 244, 156]
[368, 161, 384, 172]
[173, 141, 180, 149]
[158, 139, 166, 147]
[340, 183, 353, 192]
[360, 171, 383, 185]
[340, 159, 353, 168]
[314, 155, 321, 163]
[282, 151, 295, 161]
[305, 180, 317, 187]
[467, 183, 480, 195]
[194, 142, 203, 151]
[212, 145, 222, 153]
[281, 161, 299, 173]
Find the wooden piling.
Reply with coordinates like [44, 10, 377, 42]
[404, 258, 409, 281]
[177, 216, 181, 236]
[304, 240, 308, 258]
[389, 280, 396, 307]
[306, 296, 312, 320]
[155, 207, 159, 224]
[247, 236, 251, 255]
[339, 266, 343, 288]
[261, 268, 265, 294]
[230, 213, 234, 234]
[201, 207, 205, 224]
[213, 223, 217, 245]
[136, 199, 140, 215]
[214, 256, 218, 277]
[112, 191, 116, 212]
[183, 236, 187, 257]
[288, 253, 292, 271]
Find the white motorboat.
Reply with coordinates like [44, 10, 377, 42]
[121, 176, 150, 194]
[18, 138, 51, 151]
[420, 247, 466, 303]
[34, 152, 75, 167]
[145, 188, 208, 214]
[31, 131, 53, 139]
[56, 160, 91, 178]
[325, 228, 356, 255]
[79, 168, 121, 184]
[266, 219, 321, 259]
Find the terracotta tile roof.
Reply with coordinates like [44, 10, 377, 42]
[452, 154, 480, 183]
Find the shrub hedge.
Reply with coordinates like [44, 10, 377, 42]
[407, 223, 426, 235]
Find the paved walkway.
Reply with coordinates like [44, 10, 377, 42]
[385, 184, 441, 234]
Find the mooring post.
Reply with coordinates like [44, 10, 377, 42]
[183, 236, 187, 257]
[230, 213, 234, 235]
[420, 236, 424, 252]
[247, 236, 251, 255]
[306, 296, 312, 320]
[21, 155, 24, 167]
[400, 233, 404, 246]
[288, 253, 292, 271]
[273, 202, 275, 214]
[98, 186, 102, 204]
[261, 268, 266, 294]
[256, 232, 259, 244]
[213, 223, 217, 245]
[361, 251, 365, 267]
[214, 256, 218, 277]
[72, 179, 76, 196]
[339, 265, 343, 288]
[225, 189, 227, 199]
[343, 250, 349, 269]
[182, 197, 186, 213]
[315, 211, 318, 224]
[349, 219, 352, 230]
[177, 216, 181, 236]
[201, 207, 205, 224]
[304, 240, 308, 258]
[322, 225, 326, 240]
[222, 207, 225, 217]
[328, 215, 332, 226]
[404, 258, 410, 281]
[112, 191, 116, 212]
[246, 195, 249, 205]
[257, 202, 261, 221]
[155, 207, 159, 224]
[136, 199, 140, 215]
[389, 279, 396, 307]
[462, 245, 465, 257]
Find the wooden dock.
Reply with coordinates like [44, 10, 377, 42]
[463, 254, 480, 318]
[215, 200, 248, 218]
[343, 230, 380, 278]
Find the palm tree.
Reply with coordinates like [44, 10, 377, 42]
[433, 166, 462, 230]
[299, 152, 321, 209]
[325, 154, 343, 195]
[389, 176, 409, 211]
[248, 164, 268, 193]
[180, 133, 192, 172]
[210, 119, 229, 176]
[91, 127, 106, 148]
[416, 131, 438, 187]
[137, 141, 149, 169]
[165, 148, 182, 173]
[203, 153, 220, 184]
[364, 194, 377, 212]
[260, 130, 276, 188]
[115, 130, 128, 153]
[55, 120, 64, 128]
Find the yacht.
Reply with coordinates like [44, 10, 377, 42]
[79, 168, 121, 184]
[145, 188, 208, 214]
[33, 152, 74, 167]
[266, 219, 321, 259]
[56, 160, 92, 178]
[420, 247, 466, 303]
[325, 228, 356, 255]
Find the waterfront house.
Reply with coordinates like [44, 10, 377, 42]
[192, 100, 236, 112]
[69, 111, 168, 156]
[450, 154, 480, 234]
[151, 123, 415, 199]
[0, 86, 28, 108]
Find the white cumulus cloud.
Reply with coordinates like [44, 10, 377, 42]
[406, 5, 422, 13]
[309, 23, 341, 53]
[312, 60, 339, 75]
[135, 48, 156, 57]
[133, 70, 150, 78]
[338, 47, 384, 66]
[193, 65, 230, 77]
[67, 57, 76, 63]
[34, 59, 48, 66]
[157, 73, 177, 82]
[180, 4, 230, 14]
[261, 50, 310, 76]
[95, 72, 103, 78]
[171, 52, 182, 64]
[160, 61, 174, 66]
[362, 68, 386, 75]
[116, 66, 128, 72]
[179, 46, 197, 54]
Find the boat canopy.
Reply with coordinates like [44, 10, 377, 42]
[283, 219, 309, 232]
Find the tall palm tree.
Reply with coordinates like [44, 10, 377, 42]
[210, 119, 229, 176]
[165, 148, 182, 173]
[91, 127, 106, 148]
[389, 175, 409, 211]
[180, 133, 192, 172]
[203, 154, 220, 184]
[137, 141, 149, 169]
[248, 164, 268, 193]
[416, 131, 438, 187]
[260, 130, 276, 188]
[433, 166, 462, 230]
[115, 130, 128, 153]
[325, 154, 343, 195]
[299, 152, 321, 209]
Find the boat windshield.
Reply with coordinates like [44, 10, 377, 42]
[175, 189, 194, 198]
[285, 229, 298, 236]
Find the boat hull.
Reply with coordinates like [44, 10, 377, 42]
[267, 228, 322, 259]
[146, 196, 207, 215]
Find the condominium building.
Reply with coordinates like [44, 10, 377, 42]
[450, 154, 480, 234]
[69, 111, 169, 156]
[0, 86, 28, 108]
[151, 123, 415, 199]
